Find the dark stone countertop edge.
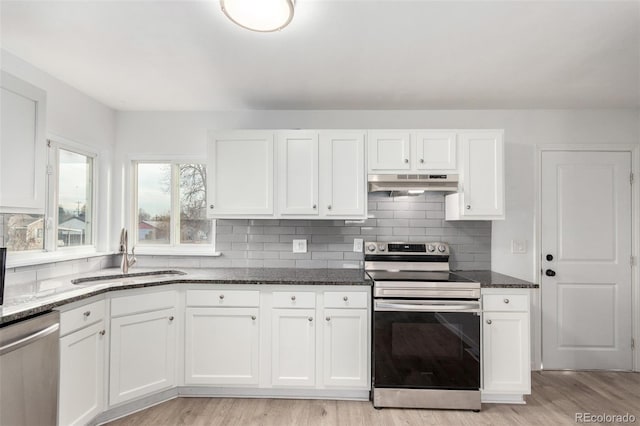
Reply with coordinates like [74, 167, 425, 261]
[1, 276, 372, 326]
[454, 270, 539, 289]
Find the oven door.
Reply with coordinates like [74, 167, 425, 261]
[374, 299, 481, 391]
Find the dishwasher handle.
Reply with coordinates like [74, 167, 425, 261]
[0, 323, 59, 356]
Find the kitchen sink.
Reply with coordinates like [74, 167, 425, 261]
[71, 270, 186, 285]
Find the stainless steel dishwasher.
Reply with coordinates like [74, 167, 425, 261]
[0, 311, 60, 426]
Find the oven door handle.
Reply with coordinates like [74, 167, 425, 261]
[374, 301, 480, 313]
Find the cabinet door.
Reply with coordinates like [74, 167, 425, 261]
[367, 131, 411, 171]
[207, 131, 274, 217]
[277, 131, 319, 216]
[320, 131, 366, 218]
[460, 131, 504, 217]
[0, 72, 47, 212]
[271, 308, 316, 387]
[185, 307, 260, 385]
[483, 311, 530, 393]
[59, 322, 105, 426]
[415, 131, 457, 170]
[322, 309, 368, 388]
[109, 308, 177, 405]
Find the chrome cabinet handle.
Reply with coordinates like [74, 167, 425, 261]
[308, 317, 313, 322]
[326, 317, 331, 322]
[504, 298, 510, 304]
[99, 330, 106, 336]
[327, 205, 332, 210]
[486, 319, 492, 324]
[313, 204, 317, 209]
[209, 204, 214, 209]
[343, 296, 348, 301]
[420, 159, 424, 163]
[404, 159, 409, 163]
[466, 205, 471, 210]
[291, 295, 296, 301]
[219, 294, 225, 300]
[251, 315, 256, 320]
[169, 316, 174, 321]
[83, 311, 91, 317]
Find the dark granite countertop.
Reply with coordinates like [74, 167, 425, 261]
[0, 268, 371, 326]
[454, 270, 538, 289]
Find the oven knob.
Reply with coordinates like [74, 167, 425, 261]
[427, 244, 435, 253]
[378, 245, 386, 252]
[437, 245, 446, 253]
[367, 244, 376, 252]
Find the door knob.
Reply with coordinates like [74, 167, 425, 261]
[545, 269, 556, 277]
[546, 254, 553, 261]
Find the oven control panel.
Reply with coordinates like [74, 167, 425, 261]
[365, 242, 449, 255]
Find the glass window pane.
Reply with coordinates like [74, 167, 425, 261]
[179, 164, 211, 244]
[58, 149, 93, 247]
[1, 213, 45, 251]
[137, 163, 171, 244]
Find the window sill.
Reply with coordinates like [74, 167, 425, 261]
[133, 246, 221, 257]
[6, 249, 115, 269]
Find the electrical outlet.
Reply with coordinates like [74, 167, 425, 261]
[293, 239, 307, 253]
[511, 239, 527, 254]
[353, 238, 364, 253]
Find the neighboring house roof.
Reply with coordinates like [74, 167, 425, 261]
[140, 220, 166, 229]
[59, 217, 85, 231]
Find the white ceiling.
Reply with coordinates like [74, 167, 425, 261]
[1, 0, 638, 110]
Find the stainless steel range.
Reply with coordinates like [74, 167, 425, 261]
[367, 241, 481, 411]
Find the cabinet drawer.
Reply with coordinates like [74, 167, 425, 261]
[273, 291, 316, 308]
[60, 300, 105, 336]
[483, 294, 528, 312]
[324, 291, 367, 309]
[111, 290, 176, 317]
[186, 290, 259, 307]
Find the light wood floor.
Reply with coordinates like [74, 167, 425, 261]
[107, 372, 640, 426]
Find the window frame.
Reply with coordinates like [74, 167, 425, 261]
[131, 158, 217, 255]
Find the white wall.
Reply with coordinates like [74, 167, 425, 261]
[115, 109, 640, 281]
[1, 50, 117, 251]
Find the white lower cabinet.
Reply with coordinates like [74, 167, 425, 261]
[109, 307, 177, 405]
[271, 308, 316, 387]
[322, 308, 368, 388]
[185, 307, 260, 385]
[59, 321, 105, 426]
[482, 290, 531, 403]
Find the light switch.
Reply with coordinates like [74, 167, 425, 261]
[293, 239, 307, 253]
[511, 239, 527, 254]
[353, 238, 364, 253]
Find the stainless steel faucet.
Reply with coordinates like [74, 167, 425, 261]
[119, 228, 136, 274]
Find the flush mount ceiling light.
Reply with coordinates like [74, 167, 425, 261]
[220, 0, 295, 32]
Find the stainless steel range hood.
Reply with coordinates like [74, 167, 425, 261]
[368, 174, 459, 193]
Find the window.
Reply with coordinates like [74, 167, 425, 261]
[134, 161, 213, 251]
[1, 143, 96, 254]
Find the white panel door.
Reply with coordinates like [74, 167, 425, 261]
[541, 151, 632, 370]
[277, 131, 319, 216]
[59, 322, 105, 426]
[320, 131, 366, 218]
[322, 309, 368, 388]
[0, 72, 47, 212]
[415, 131, 457, 170]
[271, 308, 316, 387]
[185, 307, 260, 385]
[483, 312, 530, 393]
[109, 308, 177, 405]
[460, 131, 504, 217]
[207, 131, 274, 217]
[367, 131, 411, 171]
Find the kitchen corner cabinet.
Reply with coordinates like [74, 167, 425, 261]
[58, 300, 106, 426]
[446, 130, 504, 220]
[367, 130, 457, 173]
[109, 291, 177, 405]
[0, 71, 47, 213]
[482, 289, 531, 404]
[207, 131, 274, 217]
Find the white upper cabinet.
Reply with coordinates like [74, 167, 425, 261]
[415, 131, 457, 170]
[207, 131, 274, 217]
[277, 131, 319, 216]
[367, 131, 411, 171]
[0, 71, 47, 213]
[320, 131, 366, 218]
[446, 130, 505, 220]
